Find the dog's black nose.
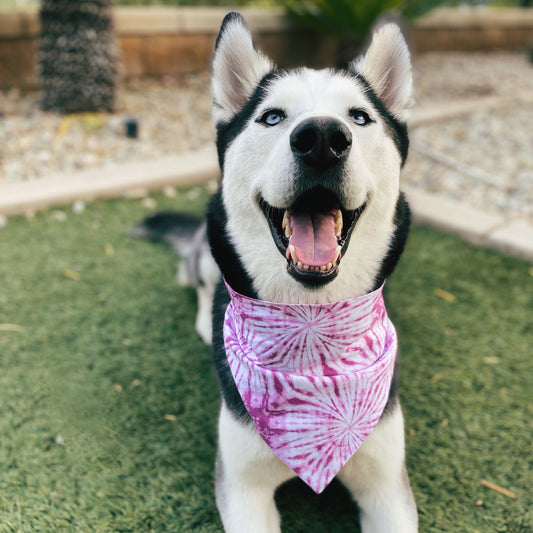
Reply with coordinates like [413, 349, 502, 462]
[290, 118, 352, 170]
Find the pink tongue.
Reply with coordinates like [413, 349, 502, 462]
[289, 211, 338, 267]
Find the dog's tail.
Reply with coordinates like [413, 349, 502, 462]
[129, 211, 201, 255]
[129, 211, 207, 286]
[129, 211, 219, 345]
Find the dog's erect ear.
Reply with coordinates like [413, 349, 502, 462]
[352, 24, 412, 122]
[212, 12, 275, 124]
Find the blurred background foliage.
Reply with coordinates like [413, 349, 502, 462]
[281, 0, 451, 38]
[0, 0, 528, 10]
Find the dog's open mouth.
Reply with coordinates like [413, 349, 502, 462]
[260, 188, 366, 286]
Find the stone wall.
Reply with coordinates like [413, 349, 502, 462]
[1, 6, 532, 89]
[410, 6, 533, 52]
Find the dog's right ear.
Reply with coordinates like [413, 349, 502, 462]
[212, 12, 275, 124]
[352, 23, 412, 122]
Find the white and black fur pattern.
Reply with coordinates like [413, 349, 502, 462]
[134, 12, 418, 532]
[207, 13, 417, 533]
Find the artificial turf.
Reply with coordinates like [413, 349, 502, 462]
[0, 185, 530, 532]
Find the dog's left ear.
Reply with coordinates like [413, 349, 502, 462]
[212, 12, 275, 124]
[352, 24, 413, 122]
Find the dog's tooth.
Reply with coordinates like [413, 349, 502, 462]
[288, 245, 297, 263]
[334, 245, 342, 263]
[297, 261, 303, 269]
[303, 264, 309, 270]
[283, 211, 292, 238]
[320, 265, 326, 271]
[282, 210, 290, 229]
[335, 210, 343, 237]
[326, 262, 332, 270]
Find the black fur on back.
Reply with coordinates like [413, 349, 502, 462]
[375, 192, 411, 287]
[207, 191, 258, 421]
[206, 190, 257, 299]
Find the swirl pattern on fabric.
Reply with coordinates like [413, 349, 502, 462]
[223, 282, 397, 494]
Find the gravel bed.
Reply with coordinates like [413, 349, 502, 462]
[412, 51, 533, 104]
[1, 51, 532, 222]
[406, 106, 533, 222]
[0, 73, 214, 182]
[405, 51, 533, 223]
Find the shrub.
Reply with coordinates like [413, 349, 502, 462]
[39, 0, 117, 113]
[281, 0, 449, 39]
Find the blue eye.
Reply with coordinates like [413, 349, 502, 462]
[258, 109, 286, 127]
[349, 109, 372, 126]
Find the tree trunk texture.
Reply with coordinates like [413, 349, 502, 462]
[39, 0, 117, 113]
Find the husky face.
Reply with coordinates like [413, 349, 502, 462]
[211, 13, 412, 304]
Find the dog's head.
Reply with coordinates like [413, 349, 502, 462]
[211, 13, 412, 303]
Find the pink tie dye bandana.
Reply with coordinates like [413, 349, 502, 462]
[223, 281, 397, 494]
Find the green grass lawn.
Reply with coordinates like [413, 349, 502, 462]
[0, 186, 530, 532]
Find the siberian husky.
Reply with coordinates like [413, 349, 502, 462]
[133, 12, 418, 532]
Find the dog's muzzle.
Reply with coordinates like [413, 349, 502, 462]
[260, 117, 366, 287]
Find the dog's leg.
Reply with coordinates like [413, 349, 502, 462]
[215, 402, 294, 533]
[338, 402, 418, 533]
[194, 249, 219, 344]
[195, 283, 214, 345]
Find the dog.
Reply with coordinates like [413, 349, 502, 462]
[133, 12, 418, 532]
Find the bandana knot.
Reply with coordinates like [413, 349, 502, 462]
[223, 282, 397, 494]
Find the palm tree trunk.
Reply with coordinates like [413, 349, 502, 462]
[39, 0, 117, 113]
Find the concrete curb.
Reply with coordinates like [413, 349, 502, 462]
[401, 186, 533, 262]
[0, 146, 219, 216]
